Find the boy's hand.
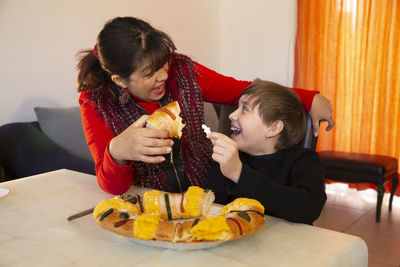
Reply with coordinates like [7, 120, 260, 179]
[207, 132, 242, 183]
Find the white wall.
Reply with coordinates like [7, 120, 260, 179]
[0, 0, 219, 124]
[219, 0, 297, 85]
[0, 0, 296, 125]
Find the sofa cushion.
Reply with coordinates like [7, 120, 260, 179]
[34, 106, 92, 161]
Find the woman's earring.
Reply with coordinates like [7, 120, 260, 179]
[119, 88, 131, 104]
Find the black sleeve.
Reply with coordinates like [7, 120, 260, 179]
[204, 161, 232, 205]
[231, 151, 326, 224]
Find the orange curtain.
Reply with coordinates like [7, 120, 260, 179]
[294, 0, 400, 195]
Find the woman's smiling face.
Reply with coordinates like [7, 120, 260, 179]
[124, 61, 170, 102]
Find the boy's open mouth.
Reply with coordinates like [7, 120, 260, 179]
[231, 126, 242, 136]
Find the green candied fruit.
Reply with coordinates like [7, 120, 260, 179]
[127, 196, 138, 204]
[119, 212, 130, 219]
[99, 208, 113, 222]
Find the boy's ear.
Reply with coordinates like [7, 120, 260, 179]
[266, 120, 284, 138]
[111, 74, 128, 88]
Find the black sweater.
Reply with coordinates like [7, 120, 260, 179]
[205, 145, 327, 225]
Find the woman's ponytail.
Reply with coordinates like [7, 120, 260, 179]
[76, 48, 112, 93]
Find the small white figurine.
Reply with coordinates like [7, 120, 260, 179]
[201, 124, 211, 135]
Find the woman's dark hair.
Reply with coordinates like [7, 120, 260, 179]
[241, 80, 306, 150]
[76, 17, 176, 93]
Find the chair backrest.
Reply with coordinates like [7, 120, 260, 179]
[214, 104, 318, 150]
[303, 113, 318, 150]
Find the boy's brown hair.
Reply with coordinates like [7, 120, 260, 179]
[240, 80, 306, 150]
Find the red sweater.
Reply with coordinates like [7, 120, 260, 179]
[79, 62, 317, 195]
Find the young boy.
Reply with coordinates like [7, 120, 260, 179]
[205, 80, 326, 225]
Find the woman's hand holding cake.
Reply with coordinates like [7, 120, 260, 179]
[107, 100, 183, 165]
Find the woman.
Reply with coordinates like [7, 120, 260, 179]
[77, 17, 334, 195]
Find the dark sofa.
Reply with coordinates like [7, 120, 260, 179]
[0, 107, 95, 182]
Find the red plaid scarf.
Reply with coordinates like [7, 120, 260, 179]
[89, 54, 213, 191]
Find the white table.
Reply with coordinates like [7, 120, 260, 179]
[0, 169, 368, 266]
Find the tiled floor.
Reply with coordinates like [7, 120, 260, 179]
[314, 183, 400, 267]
